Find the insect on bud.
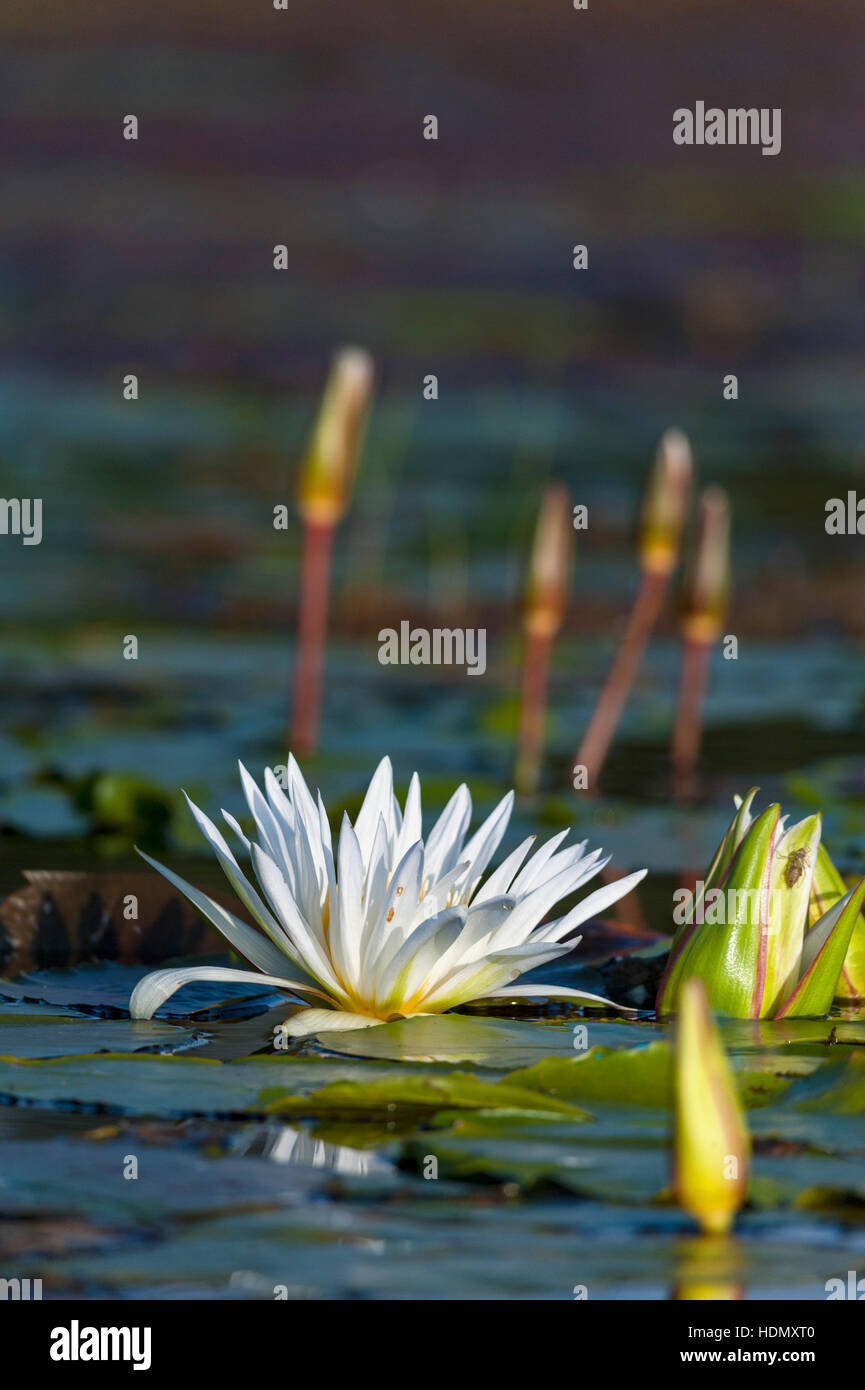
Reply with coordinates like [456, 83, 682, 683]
[297, 347, 375, 527]
[638, 428, 693, 576]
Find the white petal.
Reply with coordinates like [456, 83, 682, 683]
[418, 939, 575, 1012]
[470, 835, 537, 904]
[263, 767, 300, 868]
[373, 905, 467, 1010]
[488, 859, 592, 951]
[453, 791, 514, 898]
[130, 966, 328, 1020]
[354, 756, 395, 865]
[363, 840, 425, 980]
[424, 784, 472, 881]
[287, 754, 327, 878]
[395, 911, 467, 1004]
[136, 847, 307, 980]
[508, 829, 571, 895]
[250, 843, 351, 1003]
[412, 859, 469, 919]
[393, 771, 422, 864]
[422, 896, 518, 987]
[280, 1008, 387, 1038]
[288, 799, 327, 926]
[182, 791, 287, 945]
[332, 814, 365, 987]
[536, 868, 648, 943]
[241, 766, 310, 908]
[476, 982, 633, 1011]
[221, 809, 252, 855]
[359, 814, 391, 959]
[238, 761, 284, 862]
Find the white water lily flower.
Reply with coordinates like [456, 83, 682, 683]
[130, 756, 647, 1037]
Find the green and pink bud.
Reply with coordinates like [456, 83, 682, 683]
[658, 791, 865, 1019]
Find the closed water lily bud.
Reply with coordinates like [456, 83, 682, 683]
[657, 792, 865, 1020]
[297, 347, 375, 525]
[673, 978, 750, 1236]
[524, 484, 572, 638]
[681, 487, 730, 643]
[638, 429, 692, 576]
[810, 843, 865, 1003]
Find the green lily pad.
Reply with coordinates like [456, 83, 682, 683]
[260, 1071, 592, 1122]
[502, 1042, 791, 1110]
[781, 1050, 865, 1114]
[0, 1053, 464, 1117]
[505, 1044, 673, 1108]
[0, 1011, 200, 1059]
[402, 1115, 669, 1202]
[314, 1011, 661, 1068]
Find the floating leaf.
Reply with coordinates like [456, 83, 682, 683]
[782, 1051, 865, 1114]
[0, 1052, 456, 1117]
[0, 1003, 199, 1059]
[312, 1011, 660, 1068]
[261, 1071, 591, 1122]
[503, 1043, 790, 1110]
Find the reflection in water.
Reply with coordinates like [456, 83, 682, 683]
[672, 1233, 745, 1301]
[232, 1123, 392, 1176]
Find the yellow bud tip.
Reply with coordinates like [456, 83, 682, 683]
[673, 978, 750, 1237]
[681, 486, 731, 634]
[524, 483, 572, 635]
[297, 346, 375, 525]
[639, 428, 693, 574]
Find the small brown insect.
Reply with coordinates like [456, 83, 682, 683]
[782, 848, 808, 888]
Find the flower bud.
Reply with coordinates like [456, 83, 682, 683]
[810, 843, 865, 1003]
[660, 791, 865, 1020]
[297, 347, 375, 526]
[638, 429, 692, 576]
[673, 978, 750, 1236]
[524, 484, 573, 638]
[681, 487, 730, 643]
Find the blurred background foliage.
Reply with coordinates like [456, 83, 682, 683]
[0, 0, 864, 887]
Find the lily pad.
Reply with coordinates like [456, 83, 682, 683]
[0, 1005, 200, 1059]
[261, 1071, 592, 1122]
[781, 1050, 865, 1114]
[503, 1042, 790, 1110]
[313, 1011, 661, 1068]
[0, 1052, 480, 1117]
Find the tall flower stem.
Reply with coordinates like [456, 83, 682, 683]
[289, 347, 375, 755]
[291, 519, 335, 755]
[671, 633, 711, 803]
[515, 485, 572, 798]
[573, 429, 691, 794]
[575, 566, 668, 789]
[516, 627, 554, 797]
[670, 487, 730, 802]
